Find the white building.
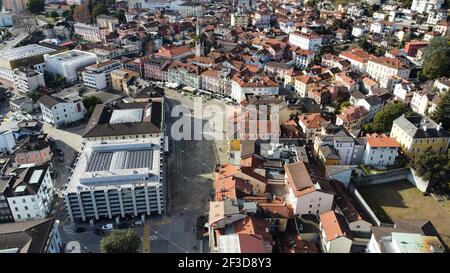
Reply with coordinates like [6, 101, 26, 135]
[339, 48, 373, 73]
[13, 67, 45, 95]
[0, 129, 15, 153]
[288, 31, 322, 51]
[74, 23, 105, 43]
[352, 25, 367, 38]
[5, 165, 54, 222]
[38, 92, 86, 128]
[0, 11, 13, 27]
[176, 2, 204, 17]
[411, 0, 444, 14]
[366, 57, 410, 89]
[363, 133, 400, 166]
[230, 75, 279, 102]
[292, 48, 315, 69]
[45, 50, 97, 83]
[284, 161, 334, 216]
[231, 12, 249, 28]
[393, 81, 417, 103]
[319, 211, 353, 253]
[427, 9, 448, 25]
[82, 60, 123, 90]
[64, 138, 165, 223]
[411, 91, 435, 115]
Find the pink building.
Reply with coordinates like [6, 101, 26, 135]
[144, 57, 170, 81]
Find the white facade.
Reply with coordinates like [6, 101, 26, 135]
[288, 32, 322, 51]
[7, 167, 54, 222]
[366, 58, 410, 88]
[0, 130, 15, 153]
[287, 188, 334, 216]
[82, 60, 123, 90]
[45, 50, 97, 83]
[292, 51, 314, 69]
[352, 26, 367, 38]
[320, 227, 353, 253]
[231, 13, 249, 28]
[411, 0, 444, 13]
[13, 68, 45, 95]
[64, 138, 165, 222]
[230, 79, 279, 102]
[363, 144, 398, 166]
[411, 92, 432, 115]
[39, 95, 86, 127]
[427, 10, 448, 25]
[74, 23, 104, 42]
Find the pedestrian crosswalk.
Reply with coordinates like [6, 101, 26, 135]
[147, 216, 172, 227]
[142, 223, 151, 253]
[62, 223, 74, 235]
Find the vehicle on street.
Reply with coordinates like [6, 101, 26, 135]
[132, 220, 144, 227]
[101, 223, 114, 231]
[94, 228, 105, 236]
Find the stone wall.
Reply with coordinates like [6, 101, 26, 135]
[348, 183, 382, 226]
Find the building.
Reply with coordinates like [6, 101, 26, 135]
[294, 75, 315, 98]
[367, 219, 447, 253]
[13, 134, 52, 166]
[176, 2, 204, 17]
[411, 91, 435, 115]
[201, 67, 234, 95]
[155, 45, 194, 61]
[82, 60, 123, 90]
[73, 23, 105, 43]
[339, 48, 374, 73]
[230, 75, 278, 103]
[363, 133, 400, 166]
[366, 57, 410, 89]
[288, 31, 322, 51]
[144, 57, 170, 81]
[291, 48, 315, 69]
[298, 113, 327, 140]
[63, 138, 164, 223]
[314, 129, 365, 165]
[3, 165, 54, 222]
[82, 101, 163, 141]
[96, 14, 119, 32]
[336, 105, 368, 130]
[0, 44, 58, 85]
[319, 211, 353, 253]
[0, 218, 62, 253]
[166, 62, 202, 90]
[0, 130, 15, 154]
[284, 161, 334, 216]
[13, 67, 45, 95]
[38, 92, 86, 128]
[110, 69, 140, 95]
[404, 40, 428, 58]
[45, 50, 97, 83]
[352, 25, 367, 38]
[391, 115, 450, 157]
[231, 12, 249, 28]
[0, 177, 14, 223]
[410, 0, 444, 13]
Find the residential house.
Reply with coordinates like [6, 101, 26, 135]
[363, 133, 400, 166]
[319, 211, 353, 253]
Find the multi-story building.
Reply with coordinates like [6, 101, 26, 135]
[411, 91, 435, 115]
[363, 133, 400, 166]
[38, 92, 86, 128]
[0, 130, 15, 154]
[427, 9, 448, 25]
[252, 10, 271, 28]
[284, 161, 334, 216]
[4, 165, 54, 222]
[110, 69, 140, 96]
[336, 105, 368, 130]
[0, 44, 59, 85]
[366, 57, 410, 89]
[404, 40, 428, 58]
[13, 67, 45, 95]
[291, 48, 315, 69]
[230, 75, 279, 102]
[410, 0, 444, 13]
[294, 75, 315, 98]
[13, 134, 52, 166]
[64, 138, 164, 223]
[391, 115, 450, 157]
[288, 31, 322, 51]
[0, 177, 14, 223]
[96, 14, 119, 32]
[73, 23, 106, 43]
[201, 67, 234, 95]
[298, 113, 327, 140]
[0, 218, 62, 253]
[231, 12, 249, 28]
[82, 60, 123, 90]
[167, 61, 203, 89]
[144, 57, 170, 81]
[176, 2, 204, 17]
[339, 48, 374, 73]
[319, 211, 353, 253]
[45, 50, 97, 83]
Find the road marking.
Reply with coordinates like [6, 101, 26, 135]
[142, 222, 151, 253]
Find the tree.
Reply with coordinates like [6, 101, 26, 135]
[100, 229, 141, 253]
[115, 8, 126, 24]
[422, 50, 450, 80]
[364, 102, 408, 133]
[82, 95, 103, 116]
[423, 37, 450, 65]
[62, 10, 71, 18]
[430, 90, 450, 130]
[27, 0, 45, 14]
[408, 147, 449, 184]
[51, 11, 59, 19]
[73, 4, 92, 23]
[91, 3, 108, 22]
[14, 13, 37, 36]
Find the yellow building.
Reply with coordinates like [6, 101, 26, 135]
[318, 145, 341, 165]
[391, 115, 450, 158]
[110, 68, 139, 96]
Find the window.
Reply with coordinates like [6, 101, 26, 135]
[308, 210, 311, 214]
[316, 210, 320, 214]
[24, 206, 28, 210]
[15, 207, 18, 211]
[17, 214, 21, 219]
[309, 204, 312, 208]
[22, 199, 26, 203]
[27, 214, 31, 218]
[12, 200, 16, 204]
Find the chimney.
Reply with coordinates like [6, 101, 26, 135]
[437, 122, 442, 131]
[423, 125, 427, 132]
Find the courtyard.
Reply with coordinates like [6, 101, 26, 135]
[357, 180, 450, 247]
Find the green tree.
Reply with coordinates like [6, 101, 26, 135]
[423, 37, 450, 65]
[27, 0, 45, 14]
[115, 8, 126, 24]
[82, 95, 103, 116]
[430, 90, 450, 130]
[422, 50, 450, 80]
[100, 229, 141, 253]
[91, 3, 108, 22]
[408, 147, 449, 184]
[364, 102, 408, 133]
[50, 11, 59, 19]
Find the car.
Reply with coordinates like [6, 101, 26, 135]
[117, 223, 130, 229]
[75, 227, 86, 233]
[94, 228, 105, 236]
[101, 223, 114, 231]
[132, 220, 144, 227]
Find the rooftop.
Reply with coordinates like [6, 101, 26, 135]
[0, 44, 56, 62]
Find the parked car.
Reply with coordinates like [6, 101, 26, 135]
[132, 220, 144, 227]
[101, 223, 114, 231]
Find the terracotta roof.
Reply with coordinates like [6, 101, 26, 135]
[337, 105, 367, 122]
[238, 234, 266, 253]
[299, 113, 327, 129]
[319, 211, 354, 241]
[233, 216, 273, 243]
[366, 133, 400, 148]
[369, 57, 408, 69]
[339, 48, 374, 64]
[295, 75, 314, 85]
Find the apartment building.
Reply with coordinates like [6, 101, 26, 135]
[38, 92, 86, 128]
[366, 57, 410, 89]
[45, 50, 97, 83]
[363, 133, 400, 166]
[230, 75, 279, 102]
[13, 67, 45, 95]
[288, 31, 322, 51]
[82, 60, 123, 90]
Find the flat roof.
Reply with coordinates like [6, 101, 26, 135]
[0, 44, 56, 61]
[48, 50, 95, 62]
[29, 169, 44, 184]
